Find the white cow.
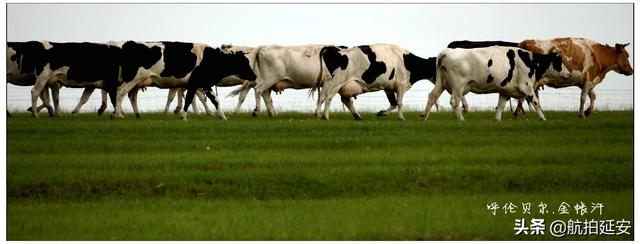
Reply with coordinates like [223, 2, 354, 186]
[251, 44, 330, 117]
[423, 46, 567, 121]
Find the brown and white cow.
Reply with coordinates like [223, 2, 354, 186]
[518, 37, 633, 118]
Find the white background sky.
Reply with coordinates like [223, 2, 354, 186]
[5, 3, 634, 113]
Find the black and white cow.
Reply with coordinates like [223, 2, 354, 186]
[423, 46, 566, 121]
[434, 40, 526, 116]
[165, 45, 262, 116]
[315, 44, 436, 120]
[108, 41, 256, 121]
[7, 41, 122, 118]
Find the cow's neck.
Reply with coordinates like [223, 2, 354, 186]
[404, 53, 435, 84]
[588, 44, 618, 81]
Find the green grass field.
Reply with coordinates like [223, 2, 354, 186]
[6, 110, 634, 240]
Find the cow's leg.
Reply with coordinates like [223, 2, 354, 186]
[31, 87, 52, 115]
[196, 89, 212, 116]
[191, 91, 201, 114]
[128, 88, 141, 119]
[585, 89, 596, 117]
[495, 94, 509, 121]
[38, 87, 55, 117]
[180, 87, 197, 121]
[314, 88, 325, 118]
[72, 87, 95, 116]
[33, 87, 50, 113]
[396, 88, 407, 121]
[513, 98, 524, 117]
[234, 83, 252, 114]
[204, 88, 227, 120]
[112, 80, 140, 119]
[50, 83, 61, 117]
[422, 82, 445, 120]
[527, 99, 536, 113]
[578, 86, 590, 119]
[31, 73, 53, 118]
[252, 88, 263, 117]
[261, 90, 277, 117]
[175, 88, 185, 114]
[341, 95, 363, 120]
[250, 83, 267, 117]
[528, 94, 546, 121]
[461, 96, 469, 113]
[450, 88, 465, 121]
[98, 89, 108, 116]
[164, 88, 178, 115]
[377, 90, 397, 117]
[106, 83, 118, 115]
[322, 86, 341, 120]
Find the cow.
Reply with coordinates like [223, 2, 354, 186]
[439, 40, 528, 116]
[423, 46, 567, 121]
[315, 44, 436, 120]
[518, 37, 633, 118]
[108, 41, 257, 121]
[218, 45, 263, 115]
[250, 44, 329, 117]
[7, 41, 122, 118]
[447, 40, 519, 49]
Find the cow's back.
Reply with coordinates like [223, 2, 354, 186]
[257, 44, 325, 87]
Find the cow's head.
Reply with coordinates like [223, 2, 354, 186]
[225, 50, 257, 81]
[614, 43, 633, 76]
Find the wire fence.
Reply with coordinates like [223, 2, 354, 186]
[6, 84, 633, 113]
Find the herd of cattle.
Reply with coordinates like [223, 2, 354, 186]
[6, 37, 633, 121]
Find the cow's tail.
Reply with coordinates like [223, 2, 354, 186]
[435, 53, 448, 88]
[309, 46, 329, 99]
[227, 80, 252, 97]
[248, 45, 265, 94]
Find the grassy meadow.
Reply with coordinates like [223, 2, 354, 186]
[6, 110, 634, 240]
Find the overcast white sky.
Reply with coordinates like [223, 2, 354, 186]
[5, 3, 634, 113]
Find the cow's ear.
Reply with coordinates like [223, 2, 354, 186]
[615, 43, 629, 52]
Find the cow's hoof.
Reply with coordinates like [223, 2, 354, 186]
[578, 113, 586, 119]
[584, 108, 593, 117]
[376, 110, 387, 117]
[31, 114, 38, 118]
[135, 113, 141, 119]
[251, 111, 258, 117]
[353, 115, 363, 120]
[173, 110, 180, 114]
[97, 109, 106, 116]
